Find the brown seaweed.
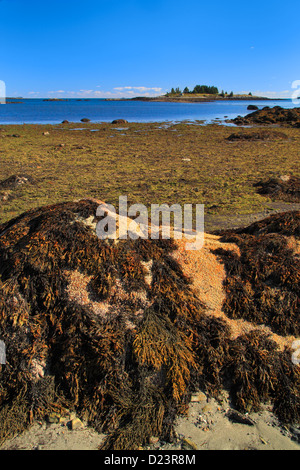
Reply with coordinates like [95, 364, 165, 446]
[254, 176, 300, 203]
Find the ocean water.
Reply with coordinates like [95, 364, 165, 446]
[0, 98, 297, 125]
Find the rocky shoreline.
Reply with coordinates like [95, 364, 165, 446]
[230, 105, 300, 127]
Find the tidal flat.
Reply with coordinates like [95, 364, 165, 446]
[0, 121, 299, 227]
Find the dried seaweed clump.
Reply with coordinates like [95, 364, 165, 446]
[215, 211, 300, 336]
[254, 175, 300, 203]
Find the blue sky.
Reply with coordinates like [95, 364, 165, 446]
[0, 0, 299, 98]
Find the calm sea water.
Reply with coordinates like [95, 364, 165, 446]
[0, 98, 296, 125]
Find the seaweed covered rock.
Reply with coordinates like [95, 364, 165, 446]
[213, 211, 300, 422]
[0, 200, 299, 449]
[231, 106, 300, 127]
[254, 175, 300, 202]
[215, 210, 300, 336]
[0, 175, 34, 190]
[0, 174, 35, 203]
[0, 199, 223, 448]
[111, 119, 128, 125]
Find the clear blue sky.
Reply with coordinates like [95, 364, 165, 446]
[1, 0, 299, 98]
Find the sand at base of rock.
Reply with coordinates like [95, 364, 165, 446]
[1, 398, 299, 451]
[171, 395, 300, 451]
[0, 418, 106, 451]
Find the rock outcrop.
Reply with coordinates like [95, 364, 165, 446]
[231, 106, 300, 127]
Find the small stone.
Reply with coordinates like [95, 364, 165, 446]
[149, 436, 159, 445]
[279, 175, 290, 182]
[47, 412, 60, 424]
[59, 416, 68, 424]
[181, 438, 198, 450]
[191, 391, 207, 403]
[70, 417, 84, 430]
[201, 404, 213, 413]
[0, 192, 10, 202]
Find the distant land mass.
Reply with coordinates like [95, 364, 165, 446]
[133, 94, 272, 102]
[106, 93, 284, 103]
[106, 84, 285, 102]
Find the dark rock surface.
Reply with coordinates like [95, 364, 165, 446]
[231, 106, 300, 127]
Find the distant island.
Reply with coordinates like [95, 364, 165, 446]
[106, 84, 281, 102]
[43, 98, 68, 102]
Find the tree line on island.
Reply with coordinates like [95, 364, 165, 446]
[166, 85, 253, 97]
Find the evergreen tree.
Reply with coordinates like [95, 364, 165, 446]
[193, 85, 218, 94]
